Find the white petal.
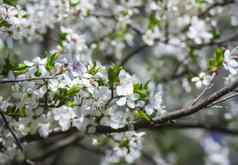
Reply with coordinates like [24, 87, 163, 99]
[116, 97, 127, 106]
[116, 83, 134, 96]
[38, 123, 50, 138]
[195, 81, 202, 88]
[191, 77, 199, 82]
[145, 105, 154, 115]
[59, 120, 71, 131]
[199, 72, 206, 78]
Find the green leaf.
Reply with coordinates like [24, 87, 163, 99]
[66, 85, 81, 97]
[67, 100, 77, 107]
[3, 0, 18, 6]
[34, 68, 42, 77]
[53, 86, 80, 107]
[58, 32, 68, 47]
[14, 63, 29, 75]
[133, 82, 150, 101]
[70, 0, 80, 6]
[1, 56, 17, 76]
[212, 30, 221, 40]
[115, 27, 128, 41]
[5, 106, 27, 118]
[0, 18, 10, 28]
[119, 138, 129, 148]
[134, 110, 152, 122]
[148, 12, 160, 30]
[189, 48, 197, 64]
[45, 52, 59, 71]
[108, 65, 123, 88]
[88, 62, 101, 75]
[195, 0, 206, 5]
[208, 48, 224, 72]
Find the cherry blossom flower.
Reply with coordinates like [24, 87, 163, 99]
[223, 49, 238, 75]
[191, 72, 212, 88]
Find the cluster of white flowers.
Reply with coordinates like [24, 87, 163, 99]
[191, 72, 213, 89]
[101, 131, 145, 164]
[223, 48, 238, 75]
[222, 47, 238, 83]
[187, 17, 213, 44]
[142, 28, 161, 46]
[0, 0, 96, 40]
[0, 36, 165, 163]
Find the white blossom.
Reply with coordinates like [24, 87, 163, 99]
[38, 123, 51, 138]
[52, 106, 76, 131]
[187, 17, 212, 44]
[191, 72, 212, 89]
[142, 28, 161, 46]
[223, 49, 238, 75]
[116, 70, 134, 96]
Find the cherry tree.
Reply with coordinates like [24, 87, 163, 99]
[0, 0, 238, 164]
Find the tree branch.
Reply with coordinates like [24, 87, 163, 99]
[95, 78, 238, 133]
[18, 79, 238, 145]
[0, 76, 55, 84]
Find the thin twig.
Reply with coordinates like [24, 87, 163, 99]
[32, 133, 83, 162]
[0, 76, 55, 85]
[208, 92, 238, 108]
[0, 112, 24, 152]
[95, 78, 238, 134]
[0, 111, 35, 164]
[191, 74, 215, 105]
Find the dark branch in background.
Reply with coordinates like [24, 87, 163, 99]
[43, 80, 49, 114]
[182, 0, 235, 32]
[119, 45, 148, 66]
[0, 111, 24, 152]
[191, 32, 238, 49]
[0, 111, 35, 165]
[32, 133, 83, 162]
[198, 0, 235, 18]
[158, 69, 189, 83]
[41, 26, 60, 57]
[77, 143, 104, 155]
[156, 122, 238, 135]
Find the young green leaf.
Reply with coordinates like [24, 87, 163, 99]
[70, 0, 80, 6]
[14, 64, 29, 75]
[148, 12, 160, 30]
[5, 106, 27, 118]
[3, 0, 18, 6]
[208, 48, 224, 72]
[133, 82, 150, 101]
[88, 62, 101, 75]
[34, 68, 42, 77]
[0, 18, 10, 28]
[58, 32, 68, 47]
[134, 110, 152, 122]
[108, 65, 123, 88]
[66, 85, 81, 97]
[45, 53, 59, 71]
